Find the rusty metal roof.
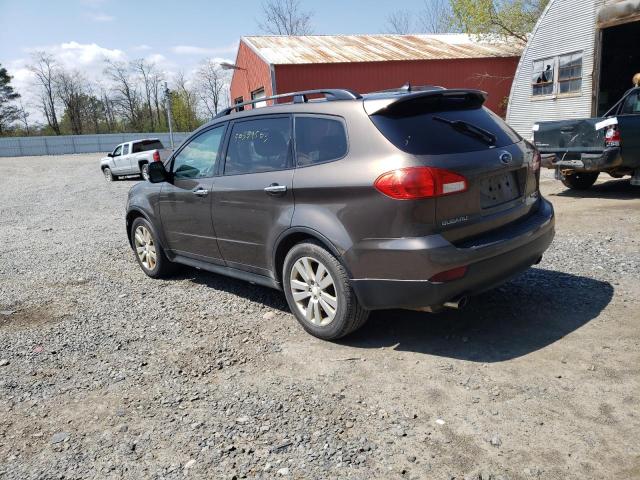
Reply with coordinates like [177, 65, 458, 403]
[243, 34, 522, 65]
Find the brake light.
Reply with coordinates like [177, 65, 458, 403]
[605, 126, 621, 147]
[152, 150, 161, 162]
[429, 266, 467, 283]
[374, 167, 468, 200]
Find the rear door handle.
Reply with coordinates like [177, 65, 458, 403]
[264, 184, 287, 195]
[193, 188, 209, 197]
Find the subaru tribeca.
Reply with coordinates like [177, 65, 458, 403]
[125, 86, 555, 340]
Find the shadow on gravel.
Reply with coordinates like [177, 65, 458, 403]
[554, 178, 638, 200]
[340, 268, 613, 362]
[180, 270, 290, 312]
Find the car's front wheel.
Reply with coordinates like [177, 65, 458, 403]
[131, 217, 174, 278]
[561, 171, 599, 190]
[283, 241, 369, 340]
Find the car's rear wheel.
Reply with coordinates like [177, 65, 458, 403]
[131, 217, 174, 278]
[283, 241, 369, 340]
[140, 163, 150, 181]
[561, 171, 599, 190]
[103, 167, 116, 182]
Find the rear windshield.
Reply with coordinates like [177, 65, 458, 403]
[370, 98, 521, 155]
[133, 140, 164, 153]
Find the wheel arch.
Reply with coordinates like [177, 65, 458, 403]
[126, 208, 152, 248]
[272, 227, 350, 284]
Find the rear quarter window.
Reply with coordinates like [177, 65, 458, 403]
[371, 104, 521, 155]
[294, 116, 348, 166]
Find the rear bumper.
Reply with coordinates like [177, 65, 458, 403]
[540, 148, 622, 172]
[348, 198, 555, 310]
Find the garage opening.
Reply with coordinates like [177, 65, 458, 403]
[597, 20, 640, 115]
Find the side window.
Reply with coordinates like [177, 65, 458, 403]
[113, 145, 122, 156]
[224, 117, 291, 175]
[621, 91, 640, 115]
[122, 144, 130, 155]
[295, 116, 348, 166]
[132, 143, 141, 153]
[532, 58, 555, 96]
[558, 52, 583, 94]
[172, 125, 226, 179]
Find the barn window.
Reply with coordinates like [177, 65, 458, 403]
[251, 88, 267, 108]
[532, 58, 555, 96]
[558, 52, 583, 94]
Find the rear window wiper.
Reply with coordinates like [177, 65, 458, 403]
[433, 116, 497, 146]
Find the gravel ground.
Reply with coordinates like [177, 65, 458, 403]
[0, 153, 639, 480]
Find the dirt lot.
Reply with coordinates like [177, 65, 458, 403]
[0, 153, 639, 480]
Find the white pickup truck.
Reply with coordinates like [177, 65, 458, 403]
[100, 139, 172, 181]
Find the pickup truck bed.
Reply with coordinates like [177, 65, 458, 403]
[534, 87, 640, 189]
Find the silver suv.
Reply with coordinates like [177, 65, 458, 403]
[125, 86, 555, 340]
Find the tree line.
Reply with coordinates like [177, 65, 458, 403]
[0, 53, 230, 137]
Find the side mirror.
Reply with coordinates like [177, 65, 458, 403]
[147, 161, 169, 183]
[107, 153, 113, 157]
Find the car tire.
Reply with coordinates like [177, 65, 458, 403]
[140, 163, 149, 181]
[131, 217, 175, 278]
[103, 167, 116, 182]
[283, 241, 369, 340]
[561, 171, 599, 190]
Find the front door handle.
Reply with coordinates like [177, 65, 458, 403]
[264, 184, 287, 195]
[193, 188, 209, 197]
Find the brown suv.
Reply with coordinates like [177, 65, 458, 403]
[125, 86, 555, 340]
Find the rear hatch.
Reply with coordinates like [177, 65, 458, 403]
[534, 118, 605, 155]
[366, 90, 540, 243]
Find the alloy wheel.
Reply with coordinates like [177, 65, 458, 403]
[134, 225, 157, 270]
[289, 256, 338, 326]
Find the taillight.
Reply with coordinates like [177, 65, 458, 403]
[374, 167, 467, 200]
[152, 150, 161, 162]
[605, 126, 621, 147]
[429, 266, 467, 283]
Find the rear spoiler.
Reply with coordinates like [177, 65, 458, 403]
[363, 89, 488, 116]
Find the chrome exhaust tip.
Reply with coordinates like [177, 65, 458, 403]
[443, 296, 468, 310]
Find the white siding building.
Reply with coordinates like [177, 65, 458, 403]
[507, 0, 640, 137]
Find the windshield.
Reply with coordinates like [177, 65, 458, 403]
[370, 105, 521, 155]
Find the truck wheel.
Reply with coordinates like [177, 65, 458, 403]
[131, 217, 175, 278]
[103, 167, 116, 182]
[283, 241, 369, 341]
[561, 172, 599, 190]
[140, 163, 150, 181]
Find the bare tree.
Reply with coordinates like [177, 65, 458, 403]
[133, 58, 157, 131]
[385, 10, 413, 34]
[151, 71, 165, 129]
[55, 69, 88, 135]
[258, 0, 313, 35]
[418, 0, 455, 33]
[196, 59, 230, 118]
[385, 1, 457, 35]
[104, 59, 141, 129]
[16, 99, 30, 134]
[28, 52, 61, 135]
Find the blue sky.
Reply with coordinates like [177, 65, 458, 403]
[0, 0, 430, 116]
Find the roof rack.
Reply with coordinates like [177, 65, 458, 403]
[215, 88, 362, 118]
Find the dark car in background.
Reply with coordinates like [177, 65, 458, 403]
[534, 87, 640, 189]
[125, 86, 555, 340]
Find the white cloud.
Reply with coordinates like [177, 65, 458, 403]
[171, 43, 238, 56]
[133, 44, 152, 51]
[86, 12, 115, 22]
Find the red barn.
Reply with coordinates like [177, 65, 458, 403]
[228, 34, 522, 115]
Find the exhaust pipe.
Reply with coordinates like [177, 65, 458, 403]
[443, 296, 468, 310]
